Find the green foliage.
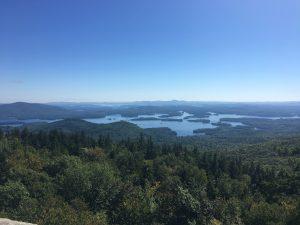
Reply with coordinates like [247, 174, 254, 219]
[26, 119, 177, 142]
[0, 181, 29, 210]
[0, 129, 299, 225]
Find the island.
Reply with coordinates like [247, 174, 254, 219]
[187, 119, 210, 123]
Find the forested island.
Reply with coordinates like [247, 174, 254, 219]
[188, 119, 211, 123]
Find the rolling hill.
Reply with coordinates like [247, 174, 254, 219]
[26, 118, 177, 141]
[0, 102, 72, 120]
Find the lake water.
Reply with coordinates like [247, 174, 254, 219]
[85, 112, 218, 136]
[0, 119, 60, 127]
[84, 112, 300, 136]
[84, 112, 253, 136]
[2, 112, 300, 136]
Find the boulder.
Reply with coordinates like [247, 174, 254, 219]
[0, 218, 36, 225]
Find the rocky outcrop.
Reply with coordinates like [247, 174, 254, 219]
[0, 218, 36, 225]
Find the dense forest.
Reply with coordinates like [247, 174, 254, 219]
[0, 128, 299, 225]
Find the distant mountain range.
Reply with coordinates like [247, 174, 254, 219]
[0, 102, 113, 120]
[48, 100, 300, 108]
[1, 101, 300, 121]
[0, 102, 72, 120]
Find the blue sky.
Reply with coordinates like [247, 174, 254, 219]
[0, 0, 299, 103]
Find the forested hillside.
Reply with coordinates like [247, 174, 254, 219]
[0, 102, 71, 120]
[0, 128, 299, 225]
[25, 119, 177, 142]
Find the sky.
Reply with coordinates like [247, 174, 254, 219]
[0, 0, 300, 103]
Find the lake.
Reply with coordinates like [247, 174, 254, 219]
[2, 112, 300, 136]
[85, 112, 218, 136]
[84, 112, 300, 136]
[84, 112, 252, 136]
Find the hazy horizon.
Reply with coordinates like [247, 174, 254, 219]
[1, 100, 300, 105]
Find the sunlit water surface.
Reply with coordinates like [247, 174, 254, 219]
[2, 112, 300, 136]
